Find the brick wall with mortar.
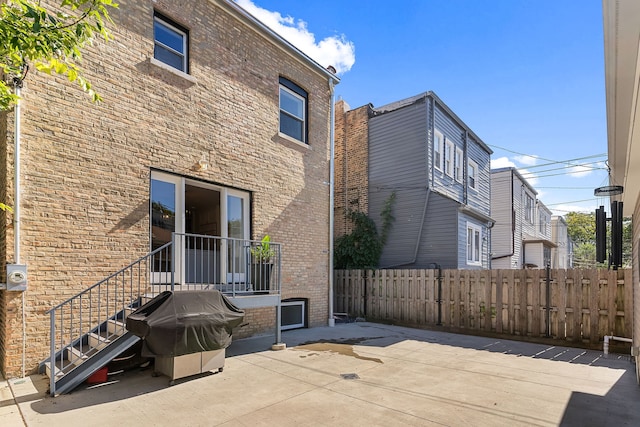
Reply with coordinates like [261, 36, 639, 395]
[334, 101, 371, 239]
[0, 0, 334, 378]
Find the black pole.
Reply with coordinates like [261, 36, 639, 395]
[545, 262, 551, 337]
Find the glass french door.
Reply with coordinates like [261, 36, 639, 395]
[150, 171, 250, 285]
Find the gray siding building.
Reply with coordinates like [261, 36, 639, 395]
[335, 92, 493, 269]
[490, 167, 556, 269]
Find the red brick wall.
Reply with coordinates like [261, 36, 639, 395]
[334, 101, 371, 238]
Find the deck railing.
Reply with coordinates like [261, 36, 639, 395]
[46, 233, 281, 395]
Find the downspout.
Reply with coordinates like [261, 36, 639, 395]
[385, 187, 431, 268]
[13, 78, 21, 266]
[328, 77, 337, 327]
[13, 76, 25, 378]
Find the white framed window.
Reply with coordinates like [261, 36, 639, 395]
[539, 211, 546, 233]
[434, 130, 443, 171]
[279, 77, 307, 143]
[445, 139, 454, 177]
[455, 147, 464, 182]
[467, 222, 482, 266]
[154, 12, 188, 73]
[281, 299, 306, 330]
[468, 159, 478, 190]
[525, 194, 534, 223]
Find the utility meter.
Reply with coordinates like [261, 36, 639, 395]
[6, 264, 27, 291]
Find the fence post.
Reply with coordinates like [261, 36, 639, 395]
[545, 263, 551, 337]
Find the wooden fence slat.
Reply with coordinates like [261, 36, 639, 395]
[572, 269, 583, 342]
[589, 269, 600, 345]
[555, 269, 567, 339]
[506, 269, 515, 334]
[531, 269, 541, 337]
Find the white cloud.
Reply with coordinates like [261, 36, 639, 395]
[514, 154, 538, 166]
[235, 0, 355, 74]
[491, 156, 516, 169]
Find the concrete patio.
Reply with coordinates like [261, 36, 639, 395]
[1, 322, 638, 426]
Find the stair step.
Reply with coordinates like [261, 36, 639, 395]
[88, 332, 111, 349]
[43, 362, 65, 379]
[107, 319, 126, 335]
[65, 346, 88, 362]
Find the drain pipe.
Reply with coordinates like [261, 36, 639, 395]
[328, 75, 337, 327]
[13, 76, 25, 378]
[603, 334, 633, 357]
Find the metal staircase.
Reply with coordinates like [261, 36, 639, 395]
[40, 233, 282, 396]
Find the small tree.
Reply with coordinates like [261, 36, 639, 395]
[334, 192, 395, 269]
[0, 0, 117, 110]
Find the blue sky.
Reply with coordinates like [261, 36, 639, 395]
[237, 0, 609, 216]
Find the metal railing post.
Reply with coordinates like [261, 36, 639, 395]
[49, 310, 56, 396]
[171, 233, 176, 291]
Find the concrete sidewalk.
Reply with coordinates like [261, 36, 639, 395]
[1, 322, 639, 426]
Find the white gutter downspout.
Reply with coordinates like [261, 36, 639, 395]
[13, 80, 21, 265]
[13, 77, 25, 378]
[603, 334, 633, 357]
[328, 77, 336, 327]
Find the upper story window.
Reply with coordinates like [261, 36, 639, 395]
[434, 130, 443, 171]
[445, 139, 454, 177]
[279, 77, 308, 143]
[468, 159, 478, 190]
[525, 194, 534, 223]
[455, 147, 464, 182]
[154, 12, 189, 73]
[539, 211, 547, 234]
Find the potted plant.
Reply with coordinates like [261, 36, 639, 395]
[250, 235, 275, 293]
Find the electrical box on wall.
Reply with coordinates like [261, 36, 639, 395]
[7, 264, 27, 291]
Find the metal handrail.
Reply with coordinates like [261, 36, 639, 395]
[46, 233, 281, 395]
[47, 242, 173, 395]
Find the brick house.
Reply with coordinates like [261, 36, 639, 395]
[335, 92, 493, 270]
[0, 0, 338, 386]
[602, 0, 640, 382]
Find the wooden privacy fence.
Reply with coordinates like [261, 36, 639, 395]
[334, 268, 633, 346]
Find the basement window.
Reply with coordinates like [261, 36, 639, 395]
[281, 299, 307, 330]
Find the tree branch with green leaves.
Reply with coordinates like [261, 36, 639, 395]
[0, 0, 118, 110]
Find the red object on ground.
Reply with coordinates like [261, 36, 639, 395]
[86, 367, 108, 384]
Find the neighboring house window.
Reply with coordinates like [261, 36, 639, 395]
[525, 194, 534, 223]
[467, 223, 481, 265]
[539, 211, 546, 234]
[445, 139, 454, 177]
[455, 147, 463, 182]
[154, 12, 188, 73]
[468, 159, 478, 190]
[279, 77, 308, 143]
[434, 130, 443, 171]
